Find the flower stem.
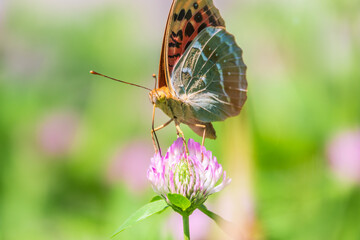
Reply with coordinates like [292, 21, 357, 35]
[182, 214, 190, 240]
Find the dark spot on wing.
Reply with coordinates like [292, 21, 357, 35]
[177, 9, 185, 21]
[185, 9, 192, 20]
[203, 5, 212, 16]
[185, 22, 195, 37]
[171, 30, 183, 41]
[193, 3, 198, 9]
[169, 54, 181, 58]
[169, 42, 181, 48]
[185, 40, 192, 50]
[209, 16, 217, 25]
[170, 34, 181, 46]
[198, 23, 207, 34]
[194, 12, 203, 23]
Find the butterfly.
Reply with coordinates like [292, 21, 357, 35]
[149, 0, 247, 151]
[90, 0, 247, 153]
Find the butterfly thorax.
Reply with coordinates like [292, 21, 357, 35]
[149, 86, 193, 122]
[149, 84, 217, 139]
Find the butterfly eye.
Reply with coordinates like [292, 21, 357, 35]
[157, 91, 166, 103]
[159, 92, 166, 102]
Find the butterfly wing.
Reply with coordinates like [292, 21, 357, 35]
[158, 0, 225, 89]
[170, 27, 247, 123]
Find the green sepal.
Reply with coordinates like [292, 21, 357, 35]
[150, 195, 163, 202]
[167, 193, 191, 211]
[111, 199, 168, 239]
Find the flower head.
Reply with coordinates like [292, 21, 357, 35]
[326, 129, 360, 183]
[147, 138, 231, 211]
[107, 140, 153, 193]
[37, 110, 79, 157]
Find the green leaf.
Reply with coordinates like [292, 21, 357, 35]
[167, 193, 191, 211]
[111, 200, 168, 239]
[150, 196, 168, 215]
[198, 204, 237, 238]
[150, 195, 163, 202]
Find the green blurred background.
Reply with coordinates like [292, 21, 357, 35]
[1, 0, 360, 239]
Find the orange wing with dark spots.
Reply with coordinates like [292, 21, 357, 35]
[157, 0, 225, 89]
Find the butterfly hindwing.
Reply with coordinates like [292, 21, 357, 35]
[170, 27, 247, 122]
[158, 0, 225, 88]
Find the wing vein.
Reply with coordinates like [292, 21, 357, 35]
[183, 28, 222, 92]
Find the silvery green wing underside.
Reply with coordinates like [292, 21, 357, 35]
[170, 26, 247, 122]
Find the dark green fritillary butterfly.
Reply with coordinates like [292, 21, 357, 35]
[148, 0, 247, 148]
[91, 0, 247, 152]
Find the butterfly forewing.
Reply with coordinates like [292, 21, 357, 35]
[158, 0, 225, 88]
[171, 27, 247, 123]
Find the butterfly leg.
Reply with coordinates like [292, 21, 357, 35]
[194, 123, 207, 160]
[151, 118, 174, 153]
[194, 123, 207, 148]
[151, 104, 161, 154]
[174, 119, 189, 154]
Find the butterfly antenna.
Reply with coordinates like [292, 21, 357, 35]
[152, 74, 160, 98]
[90, 70, 152, 91]
[152, 74, 158, 89]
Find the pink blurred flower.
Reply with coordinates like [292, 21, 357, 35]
[37, 111, 79, 157]
[327, 129, 360, 183]
[107, 140, 153, 193]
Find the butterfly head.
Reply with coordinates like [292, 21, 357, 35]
[149, 87, 171, 106]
